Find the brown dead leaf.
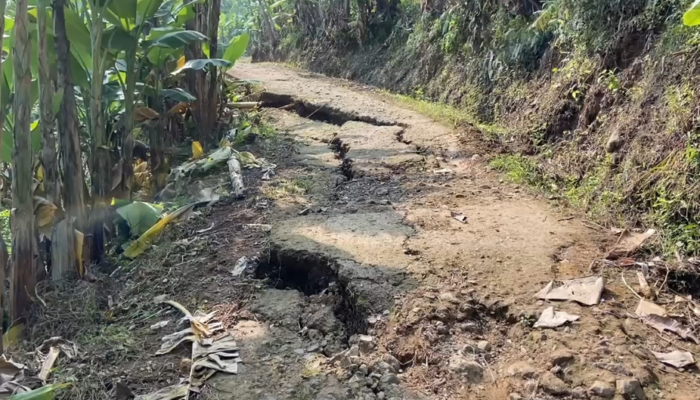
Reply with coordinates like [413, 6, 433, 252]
[135, 107, 160, 123]
[606, 229, 656, 260]
[167, 102, 189, 115]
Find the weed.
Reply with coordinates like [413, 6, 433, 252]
[0, 209, 10, 251]
[489, 155, 549, 188]
[663, 82, 695, 134]
[262, 178, 313, 199]
[385, 91, 506, 139]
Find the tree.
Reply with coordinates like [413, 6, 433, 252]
[11, 0, 38, 320]
[0, 0, 8, 354]
[54, 0, 88, 231]
[38, 0, 59, 206]
[86, 0, 111, 264]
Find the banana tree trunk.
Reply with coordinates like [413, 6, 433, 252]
[207, 0, 221, 142]
[186, 1, 211, 145]
[121, 50, 136, 199]
[11, 0, 38, 320]
[0, 0, 6, 354]
[38, 0, 58, 206]
[0, 0, 7, 153]
[54, 0, 87, 231]
[88, 1, 109, 265]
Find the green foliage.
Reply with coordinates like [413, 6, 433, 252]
[162, 87, 196, 102]
[223, 31, 250, 64]
[0, 209, 11, 250]
[683, 0, 700, 25]
[171, 58, 233, 75]
[489, 155, 549, 188]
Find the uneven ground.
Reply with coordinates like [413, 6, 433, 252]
[35, 63, 700, 400]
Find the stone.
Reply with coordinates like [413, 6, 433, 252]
[359, 364, 369, 376]
[550, 365, 562, 375]
[306, 344, 320, 353]
[571, 387, 587, 399]
[631, 366, 658, 386]
[524, 380, 538, 393]
[509, 394, 523, 400]
[477, 340, 492, 352]
[550, 349, 575, 367]
[380, 373, 400, 385]
[448, 355, 484, 382]
[382, 354, 402, 372]
[358, 335, 375, 354]
[507, 361, 539, 379]
[371, 361, 396, 375]
[377, 392, 385, 400]
[439, 292, 461, 304]
[347, 345, 360, 357]
[616, 379, 647, 400]
[539, 372, 570, 396]
[588, 381, 615, 398]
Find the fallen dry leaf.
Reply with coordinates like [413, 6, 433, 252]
[534, 307, 579, 328]
[606, 229, 656, 260]
[652, 350, 695, 368]
[536, 276, 605, 306]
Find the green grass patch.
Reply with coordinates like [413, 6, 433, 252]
[489, 154, 550, 188]
[383, 91, 507, 138]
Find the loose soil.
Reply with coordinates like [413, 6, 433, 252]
[27, 63, 700, 400]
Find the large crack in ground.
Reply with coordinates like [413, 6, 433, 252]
[259, 92, 407, 128]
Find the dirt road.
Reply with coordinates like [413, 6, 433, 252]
[193, 63, 699, 399]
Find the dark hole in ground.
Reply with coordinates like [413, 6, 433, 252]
[256, 249, 337, 295]
[667, 270, 700, 300]
[258, 92, 404, 128]
[255, 249, 369, 336]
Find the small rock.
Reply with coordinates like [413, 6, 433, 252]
[540, 372, 570, 395]
[477, 340, 491, 352]
[347, 345, 360, 357]
[588, 381, 615, 398]
[448, 355, 483, 383]
[306, 344, 320, 353]
[439, 292, 461, 304]
[371, 361, 396, 375]
[377, 392, 385, 400]
[358, 335, 375, 354]
[150, 320, 169, 330]
[153, 294, 167, 303]
[631, 366, 657, 386]
[294, 349, 306, 355]
[509, 394, 523, 400]
[463, 341, 490, 354]
[359, 364, 369, 376]
[382, 354, 401, 372]
[524, 380, 538, 393]
[458, 322, 481, 333]
[550, 349, 575, 367]
[550, 365, 562, 375]
[380, 373, 400, 385]
[507, 361, 539, 379]
[298, 208, 310, 215]
[616, 379, 647, 400]
[571, 387, 587, 399]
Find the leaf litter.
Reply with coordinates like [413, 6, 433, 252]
[140, 301, 241, 398]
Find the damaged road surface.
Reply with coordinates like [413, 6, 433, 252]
[194, 63, 700, 400]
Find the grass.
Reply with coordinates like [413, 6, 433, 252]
[262, 178, 314, 199]
[382, 91, 507, 138]
[489, 154, 550, 188]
